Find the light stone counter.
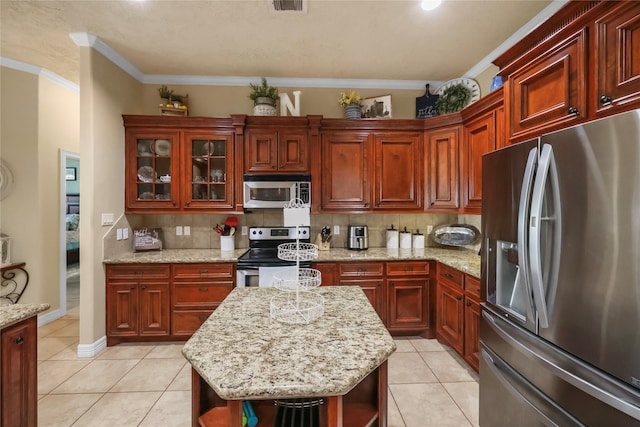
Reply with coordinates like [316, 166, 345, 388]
[182, 286, 396, 400]
[103, 247, 481, 278]
[0, 303, 50, 329]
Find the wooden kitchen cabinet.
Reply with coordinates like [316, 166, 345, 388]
[171, 263, 235, 337]
[244, 129, 309, 173]
[436, 269, 465, 354]
[461, 111, 495, 212]
[426, 125, 460, 210]
[123, 115, 242, 213]
[312, 262, 338, 286]
[386, 261, 431, 334]
[373, 132, 423, 210]
[463, 274, 482, 371]
[106, 264, 171, 345]
[339, 262, 385, 322]
[1, 317, 37, 427]
[320, 131, 371, 211]
[594, 2, 640, 116]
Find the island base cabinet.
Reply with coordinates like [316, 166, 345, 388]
[193, 362, 388, 427]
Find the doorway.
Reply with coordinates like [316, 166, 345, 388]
[60, 150, 80, 316]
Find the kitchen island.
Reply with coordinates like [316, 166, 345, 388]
[182, 286, 396, 427]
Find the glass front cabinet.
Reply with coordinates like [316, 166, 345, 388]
[124, 116, 238, 213]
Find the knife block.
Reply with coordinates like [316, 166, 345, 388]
[315, 234, 331, 251]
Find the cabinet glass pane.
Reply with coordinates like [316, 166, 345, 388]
[135, 138, 172, 201]
[190, 138, 227, 201]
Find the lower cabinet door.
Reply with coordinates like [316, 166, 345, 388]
[139, 283, 170, 337]
[436, 281, 464, 353]
[1, 317, 37, 427]
[107, 283, 139, 337]
[341, 279, 385, 323]
[387, 278, 429, 330]
[463, 296, 481, 371]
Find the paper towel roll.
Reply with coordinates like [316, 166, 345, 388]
[386, 226, 399, 249]
[400, 231, 412, 249]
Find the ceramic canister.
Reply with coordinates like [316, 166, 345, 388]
[412, 230, 425, 249]
[386, 225, 399, 249]
[399, 227, 412, 249]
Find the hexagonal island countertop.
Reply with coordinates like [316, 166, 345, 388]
[182, 286, 396, 400]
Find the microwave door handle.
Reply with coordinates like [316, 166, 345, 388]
[517, 147, 538, 323]
[529, 144, 560, 329]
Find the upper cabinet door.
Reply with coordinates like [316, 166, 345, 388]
[595, 2, 640, 116]
[125, 130, 181, 212]
[426, 126, 460, 211]
[244, 129, 309, 173]
[373, 132, 423, 210]
[183, 132, 234, 210]
[277, 130, 309, 172]
[507, 29, 588, 143]
[321, 131, 370, 211]
[462, 112, 495, 213]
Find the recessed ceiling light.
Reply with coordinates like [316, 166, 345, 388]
[421, 0, 442, 11]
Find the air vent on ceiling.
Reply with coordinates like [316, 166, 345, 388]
[273, 0, 306, 12]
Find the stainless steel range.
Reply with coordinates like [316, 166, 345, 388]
[236, 226, 310, 287]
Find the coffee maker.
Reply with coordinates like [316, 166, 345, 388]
[347, 225, 369, 250]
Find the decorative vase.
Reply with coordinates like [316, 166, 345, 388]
[344, 104, 362, 119]
[253, 97, 277, 116]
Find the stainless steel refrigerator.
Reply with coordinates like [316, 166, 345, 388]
[481, 109, 640, 426]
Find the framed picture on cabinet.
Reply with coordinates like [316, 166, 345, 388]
[65, 167, 77, 181]
[362, 95, 392, 118]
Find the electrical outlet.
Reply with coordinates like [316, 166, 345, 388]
[116, 228, 123, 240]
[101, 213, 114, 226]
[426, 225, 433, 234]
[241, 226, 248, 236]
[334, 225, 340, 235]
[184, 226, 190, 236]
[176, 226, 183, 236]
[123, 228, 129, 239]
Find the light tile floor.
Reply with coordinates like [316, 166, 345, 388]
[38, 313, 479, 427]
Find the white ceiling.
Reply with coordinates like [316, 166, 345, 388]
[1, 0, 559, 87]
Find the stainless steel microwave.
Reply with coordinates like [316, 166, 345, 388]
[243, 174, 311, 209]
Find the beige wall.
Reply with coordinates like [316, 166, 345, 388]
[0, 66, 79, 308]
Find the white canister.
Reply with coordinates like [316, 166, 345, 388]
[399, 227, 412, 249]
[386, 225, 399, 249]
[220, 235, 235, 251]
[412, 230, 425, 249]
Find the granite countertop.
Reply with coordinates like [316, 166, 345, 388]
[182, 286, 396, 400]
[104, 247, 481, 278]
[0, 303, 50, 329]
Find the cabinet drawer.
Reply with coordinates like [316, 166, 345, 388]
[465, 275, 481, 298]
[173, 283, 234, 307]
[172, 263, 235, 280]
[107, 264, 170, 280]
[172, 310, 214, 336]
[439, 264, 464, 287]
[387, 261, 430, 276]
[339, 262, 384, 277]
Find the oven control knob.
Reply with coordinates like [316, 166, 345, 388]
[251, 230, 257, 235]
[258, 230, 263, 235]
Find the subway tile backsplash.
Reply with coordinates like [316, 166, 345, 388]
[107, 212, 480, 255]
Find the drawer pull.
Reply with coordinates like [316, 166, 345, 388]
[456, 295, 463, 301]
[199, 287, 209, 292]
[466, 301, 472, 306]
[14, 336, 24, 345]
[568, 107, 579, 115]
[443, 273, 453, 279]
[600, 95, 612, 105]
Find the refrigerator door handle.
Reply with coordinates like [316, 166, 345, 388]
[517, 147, 538, 324]
[481, 346, 586, 427]
[529, 144, 561, 328]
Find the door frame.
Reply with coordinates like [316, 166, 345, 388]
[59, 149, 80, 317]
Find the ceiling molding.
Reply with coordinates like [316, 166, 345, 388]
[0, 57, 79, 93]
[464, 0, 570, 78]
[70, 32, 145, 82]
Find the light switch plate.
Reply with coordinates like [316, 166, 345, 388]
[334, 225, 340, 235]
[176, 226, 183, 236]
[116, 228, 123, 240]
[184, 226, 190, 236]
[101, 213, 114, 226]
[123, 228, 129, 239]
[241, 226, 248, 236]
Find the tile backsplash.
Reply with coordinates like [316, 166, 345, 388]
[104, 211, 481, 257]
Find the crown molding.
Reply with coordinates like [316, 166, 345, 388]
[70, 32, 145, 82]
[464, 0, 570, 78]
[0, 57, 79, 93]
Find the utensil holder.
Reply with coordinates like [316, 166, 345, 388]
[220, 235, 235, 251]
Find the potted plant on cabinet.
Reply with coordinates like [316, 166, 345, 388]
[339, 90, 363, 118]
[249, 77, 279, 116]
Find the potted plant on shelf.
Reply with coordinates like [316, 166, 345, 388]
[249, 78, 279, 116]
[157, 85, 188, 116]
[339, 90, 363, 118]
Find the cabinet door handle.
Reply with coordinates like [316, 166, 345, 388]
[600, 95, 612, 105]
[185, 202, 190, 207]
[14, 336, 24, 345]
[466, 301, 472, 306]
[568, 107, 579, 115]
[456, 295, 463, 300]
[141, 286, 146, 290]
[443, 273, 453, 279]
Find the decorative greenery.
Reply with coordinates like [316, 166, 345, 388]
[157, 85, 183, 103]
[435, 84, 471, 114]
[249, 78, 279, 104]
[338, 90, 363, 107]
